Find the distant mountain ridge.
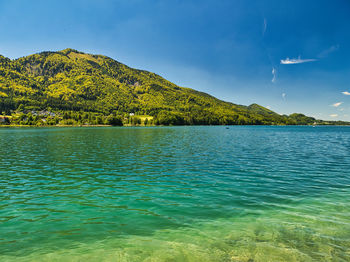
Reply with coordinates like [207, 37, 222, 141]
[0, 48, 348, 125]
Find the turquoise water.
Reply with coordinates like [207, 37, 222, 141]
[0, 126, 349, 261]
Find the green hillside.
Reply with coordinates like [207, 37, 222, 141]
[0, 49, 346, 126]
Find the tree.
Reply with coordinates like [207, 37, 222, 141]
[105, 115, 123, 126]
[17, 104, 24, 112]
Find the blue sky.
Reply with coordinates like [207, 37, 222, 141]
[1, 0, 350, 120]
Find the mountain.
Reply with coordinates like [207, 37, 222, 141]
[0, 48, 347, 126]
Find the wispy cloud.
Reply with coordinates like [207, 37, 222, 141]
[330, 114, 338, 118]
[342, 91, 350, 96]
[282, 93, 286, 100]
[281, 45, 337, 65]
[280, 57, 317, 64]
[332, 102, 343, 107]
[318, 45, 339, 58]
[271, 67, 276, 83]
[263, 18, 267, 36]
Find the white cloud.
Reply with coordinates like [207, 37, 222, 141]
[282, 93, 286, 100]
[342, 91, 350, 96]
[271, 67, 276, 83]
[330, 114, 338, 118]
[281, 46, 337, 66]
[263, 18, 267, 36]
[332, 102, 343, 107]
[280, 57, 317, 64]
[266, 105, 271, 109]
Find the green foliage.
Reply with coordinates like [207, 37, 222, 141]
[105, 115, 123, 126]
[288, 113, 315, 125]
[0, 49, 347, 126]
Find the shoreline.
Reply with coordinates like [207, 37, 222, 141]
[1, 124, 350, 128]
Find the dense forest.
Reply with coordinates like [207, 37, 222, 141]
[0, 48, 348, 126]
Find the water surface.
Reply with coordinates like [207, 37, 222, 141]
[0, 126, 350, 261]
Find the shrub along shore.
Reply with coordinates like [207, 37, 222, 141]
[1, 109, 349, 127]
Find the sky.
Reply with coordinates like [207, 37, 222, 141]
[1, 0, 350, 120]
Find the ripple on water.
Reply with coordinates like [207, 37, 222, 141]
[0, 126, 350, 261]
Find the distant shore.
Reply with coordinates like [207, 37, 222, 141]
[2, 124, 350, 128]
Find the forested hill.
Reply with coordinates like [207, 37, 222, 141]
[0, 48, 347, 126]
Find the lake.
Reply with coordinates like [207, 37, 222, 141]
[0, 126, 349, 261]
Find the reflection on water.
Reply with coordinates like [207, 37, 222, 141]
[0, 126, 350, 261]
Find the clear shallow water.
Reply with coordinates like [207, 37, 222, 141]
[0, 126, 349, 261]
